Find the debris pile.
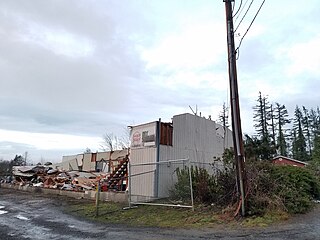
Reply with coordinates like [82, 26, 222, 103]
[11, 165, 102, 191]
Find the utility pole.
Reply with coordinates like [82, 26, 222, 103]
[223, 0, 246, 216]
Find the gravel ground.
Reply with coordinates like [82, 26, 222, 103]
[0, 187, 320, 240]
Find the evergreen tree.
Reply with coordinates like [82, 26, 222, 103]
[253, 92, 266, 138]
[10, 155, 25, 167]
[292, 106, 308, 161]
[243, 134, 260, 161]
[269, 104, 276, 150]
[253, 92, 275, 160]
[311, 107, 320, 163]
[0, 160, 12, 177]
[274, 103, 290, 156]
[310, 107, 320, 144]
[218, 102, 229, 149]
[218, 102, 229, 129]
[312, 135, 320, 164]
[302, 106, 312, 156]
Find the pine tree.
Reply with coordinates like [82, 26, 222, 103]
[218, 102, 229, 129]
[253, 92, 267, 138]
[312, 135, 320, 164]
[243, 134, 260, 161]
[302, 106, 312, 156]
[218, 102, 229, 150]
[311, 107, 320, 163]
[253, 92, 275, 160]
[310, 107, 320, 145]
[11, 155, 25, 166]
[292, 106, 308, 161]
[274, 103, 290, 156]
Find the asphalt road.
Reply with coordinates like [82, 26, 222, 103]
[0, 187, 320, 240]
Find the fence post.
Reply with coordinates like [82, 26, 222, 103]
[128, 160, 132, 208]
[188, 158, 194, 211]
[95, 180, 100, 217]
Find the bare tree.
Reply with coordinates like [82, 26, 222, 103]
[119, 127, 131, 149]
[101, 128, 131, 152]
[101, 133, 122, 151]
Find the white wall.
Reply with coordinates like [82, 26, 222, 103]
[130, 113, 234, 199]
[129, 147, 157, 201]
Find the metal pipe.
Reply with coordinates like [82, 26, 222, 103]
[131, 202, 193, 209]
[130, 169, 156, 178]
[130, 158, 189, 167]
[155, 118, 161, 198]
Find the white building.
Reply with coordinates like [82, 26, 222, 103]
[129, 113, 233, 201]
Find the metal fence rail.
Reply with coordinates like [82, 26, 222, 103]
[128, 158, 194, 211]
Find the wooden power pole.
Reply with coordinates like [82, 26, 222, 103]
[223, 0, 246, 216]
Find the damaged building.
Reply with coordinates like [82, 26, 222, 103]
[10, 113, 232, 203]
[129, 113, 233, 202]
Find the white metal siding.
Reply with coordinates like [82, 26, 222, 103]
[157, 113, 233, 198]
[96, 152, 110, 161]
[128, 113, 234, 200]
[130, 147, 157, 200]
[161, 113, 221, 163]
[83, 153, 95, 171]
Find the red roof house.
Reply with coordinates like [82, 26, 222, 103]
[272, 156, 308, 167]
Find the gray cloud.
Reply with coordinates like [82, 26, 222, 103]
[0, 0, 319, 160]
[0, 0, 156, 138]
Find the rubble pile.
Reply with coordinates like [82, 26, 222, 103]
[11, 165, 103, 191]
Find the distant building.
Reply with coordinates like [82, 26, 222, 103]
[272, 156, 308, 167]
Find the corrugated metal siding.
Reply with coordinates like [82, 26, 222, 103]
[167, 113, 219, 162]
[96, 149, 128, 162]
[157, 113, 234, 198]
[62, 154, 79, 163]
[68, 158, 79, 170]
[83, 153, 94, 171]
[157, 145, 188, 198]
[60, 154, 83, 170]
[129, 113, 234, 200]
[130, 147, 157, 199]
[52, 161, 70, 171]
[96, 152, 110, 161]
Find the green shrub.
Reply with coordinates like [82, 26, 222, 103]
[270, 165, 320, 213]
[170, 166, 236, 207]
[170, 167, 193, 201]
[171, 160, 320, 216]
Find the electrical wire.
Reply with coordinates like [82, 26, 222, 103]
[234, 0, 250, 24]
[234, 0, 255, 33]
[235, 0, 266, 53]
[232, 0, 243, 18]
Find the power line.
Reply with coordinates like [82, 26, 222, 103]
[234, 0, 255, 33]
[234, 0, 250, 24]
[232, 0, 243, 17]
[235, 0, 266, 53]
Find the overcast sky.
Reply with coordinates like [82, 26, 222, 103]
[0, 0, 319, 163]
